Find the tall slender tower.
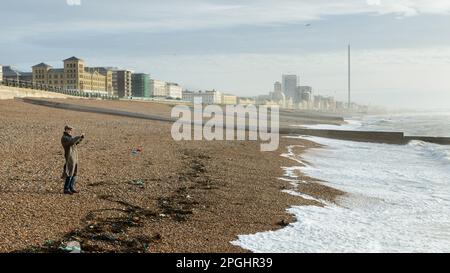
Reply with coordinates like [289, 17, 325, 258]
[348, 44, 351, 110]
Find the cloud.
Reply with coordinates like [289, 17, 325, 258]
[367, 0, 381, 6]
[3, 0, 450, 36]
[2, 1, 450, 109]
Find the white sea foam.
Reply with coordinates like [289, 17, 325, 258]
[300, 119, 362, 131]
[232, 134, 450, 253]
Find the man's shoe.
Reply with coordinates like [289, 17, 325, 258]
[70, 189, 79, 194]
[64, 191, 73, 195]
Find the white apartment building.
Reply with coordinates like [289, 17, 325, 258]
[0, 65, 3, 84]
[182, 90, 222, 104]
[150, 79, 167, 97]
[166, 83, 182, 99]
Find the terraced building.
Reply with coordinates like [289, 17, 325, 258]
[32, 57, 113, 95]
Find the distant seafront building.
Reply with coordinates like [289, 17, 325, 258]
[264, 75, 315, 109]
[149, 79, 167, 97]
[274, 81, 282, 93]
[0, 65, 3, 84]
[256, 73, 366, 112]
[256, 93, 291, 107]
[131, 73, 150, 98]
[237, 97, 256, 105]
[293, 87, 303, 103]
[259, 100, 282, 107]
[182, 90, 222, 104]
[32, 57, 113, 94]
[5, 56, 189, 100]
[2, 66, 32, 83]
[271, 81, 286, 103]
[86, 66, 113, 94]
[221, 93, 238, 105]
[112, 70, 132, 98]
[165, 83, 182, 99]
[314, 95, 336, 112]
[149, 80, 182, 99]
[299, 86, 312, 101]
[282, 74, 298, 99]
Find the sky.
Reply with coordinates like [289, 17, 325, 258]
[1, 0, 450, 110]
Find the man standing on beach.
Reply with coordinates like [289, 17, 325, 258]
[61, 125, 85, 195]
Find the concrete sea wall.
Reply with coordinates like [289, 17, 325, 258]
[0, 86, 72, 100]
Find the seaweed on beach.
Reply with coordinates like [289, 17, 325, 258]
[17, 148, 214, 253]
[17, 196, 161, 253]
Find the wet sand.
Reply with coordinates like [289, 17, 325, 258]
[0, 99, 343, 253]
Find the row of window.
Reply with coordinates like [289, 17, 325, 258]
[33, 78, 108, 85]
[49, 80, 64, 84]
[33, 72, 109, 80]
[32, 78, 109, 90]
[65, 63, 83, 69]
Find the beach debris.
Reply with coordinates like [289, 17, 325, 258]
[88, 181, 107, 187]
[128, 179, 145, 188]
[44, 240, 54, 247]
[91, 234, 117, 243]
[131, 146, 144, 156]
[59, 241, 81, 253]
[130, 179, 145, 186]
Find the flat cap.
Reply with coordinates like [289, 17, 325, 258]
[64, 125, 74, 130]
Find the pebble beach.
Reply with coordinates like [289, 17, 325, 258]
[0, 98, 342, 253]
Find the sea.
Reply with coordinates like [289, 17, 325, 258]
[232, 112, 450, 253]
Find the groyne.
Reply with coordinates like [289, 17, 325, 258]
[281, 128, 450, 145]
